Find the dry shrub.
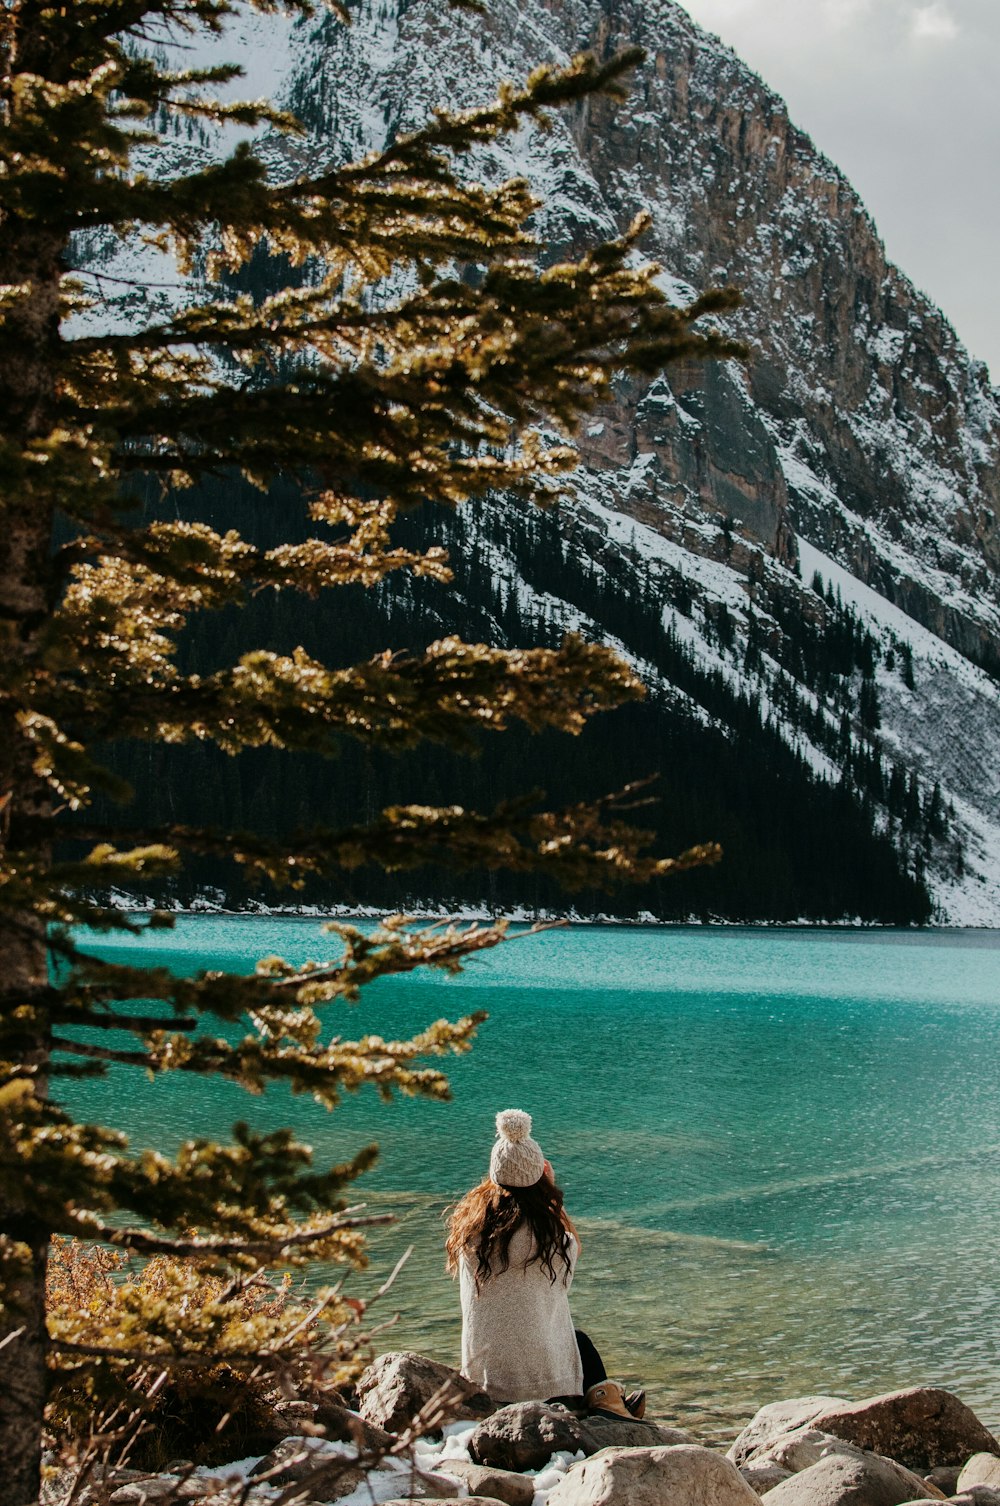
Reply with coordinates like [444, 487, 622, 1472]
[45, 1237, 372, 1467]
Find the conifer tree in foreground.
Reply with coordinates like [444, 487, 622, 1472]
[0, 2, 740, 1497]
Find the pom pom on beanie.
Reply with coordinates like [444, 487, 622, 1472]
[490, 1107, 546, 1188]
[495, 1108, 532, 1142]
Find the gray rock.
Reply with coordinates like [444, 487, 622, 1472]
[56, 1466, 156, 1506]
[465, 1398, 696, 1473]
[314, 1402, 395, 1456]
[380, 1499, 509, 1506]
[728, 1398, 850, 1469]
[248, 1438, 365, 1497]
[809, 1390, 1000, 1473]
[197, 1492, 277, 1506]
[108, 1479, 224, 1505]
[760, 1451, 946, 1506]
[909, 1493, 1000, 1506]
[960, 1459, 1000, 1493]
[356, 1352, 494, 1435]
[383, 1466, 465, 1501]
[468, 1402, 592, 1472]
[739, 1461, 794, 1496]
[926, 1467, 963, 1495]
[544, 1444, 761, 1506]
[767, 1428, 867, 1474]
[580, 1415, 696, 1453]
[435, 1459, 535, 1506]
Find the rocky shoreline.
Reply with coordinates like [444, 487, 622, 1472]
[46, 1349, 1000, 1506]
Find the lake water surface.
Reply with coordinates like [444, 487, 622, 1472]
[68, 919, 1000, 1441]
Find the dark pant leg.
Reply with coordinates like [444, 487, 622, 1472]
[575, 1328, 607, 1391]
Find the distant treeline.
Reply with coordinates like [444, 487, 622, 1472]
[84, 473, 938, 924]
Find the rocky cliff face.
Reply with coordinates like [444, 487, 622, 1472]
[86, 0, 1000, 922]
[280, 0, 1000, 654]
[579, 0, 1000, 669]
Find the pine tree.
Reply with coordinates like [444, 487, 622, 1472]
[0, 3, 742, 1495]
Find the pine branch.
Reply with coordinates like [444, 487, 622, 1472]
[32, 635, 648, 757]
[61, 781, 723, 892]
[32, 916, 507, 1025]
[52, 1010, 198, 1034]
[67, 1207, 393, 1261]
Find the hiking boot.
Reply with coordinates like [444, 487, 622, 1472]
[584, 1380, 631, 1420]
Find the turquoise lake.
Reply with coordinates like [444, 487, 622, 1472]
[67, 919, 1000, 1442]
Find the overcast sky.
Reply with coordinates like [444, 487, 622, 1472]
[677, 0, 999, 381]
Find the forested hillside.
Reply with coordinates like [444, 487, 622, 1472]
[93, 476, 936, 922]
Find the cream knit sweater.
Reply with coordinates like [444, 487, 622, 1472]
[459, 1226, 583, 1403]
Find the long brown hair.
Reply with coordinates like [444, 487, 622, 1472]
[445, 1175, 579, 1291]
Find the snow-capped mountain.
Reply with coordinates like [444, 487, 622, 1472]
[85, 0, 1000, 923]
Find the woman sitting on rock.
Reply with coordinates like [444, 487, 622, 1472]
[445, 1108, 643, 1419]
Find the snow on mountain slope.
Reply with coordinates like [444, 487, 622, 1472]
[796, 537, 1000, 926]
[78, 0, 1000, 922]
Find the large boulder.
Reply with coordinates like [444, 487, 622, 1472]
[759, 1451, 950, 1506]
[435, 1460, 535, 1506]
[544, 1444, 761, 1506]
[468, 1402, 592, 1472]
[356, 1352, 494, 1435]
[728, 1398, 850, 1469]
[728, 1390, 1000, 1478]
[761, 1428, 942, 1498]
[810, 1390, 1000, 1473]
[960, 1458, 1000, 1493]
[466, 1399, 695, 1472]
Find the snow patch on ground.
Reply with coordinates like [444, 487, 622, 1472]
[189, 1421, 583, 1506]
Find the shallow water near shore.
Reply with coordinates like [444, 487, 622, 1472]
[67, 919, 1000, 1442]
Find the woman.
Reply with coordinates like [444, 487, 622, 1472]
[445, 1108, 642, 1417]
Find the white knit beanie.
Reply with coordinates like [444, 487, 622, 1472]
[489, 1108, 546, 1188]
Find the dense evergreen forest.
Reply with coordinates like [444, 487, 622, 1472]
[89, 473, 941, 923]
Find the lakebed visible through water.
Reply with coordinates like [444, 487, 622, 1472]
[68, 919, 1000, 1442]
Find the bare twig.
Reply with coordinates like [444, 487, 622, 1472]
[371, 1244, 412, 1303]
[0, 1324, 26, 1353]
[51, 1036, 154, 1068]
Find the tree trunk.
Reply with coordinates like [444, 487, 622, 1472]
[0, 201, 64, 1499]
[2, 10, 84, 1492]
[0, 1215, 51, 1506]
[0, 580, 54, 1505]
